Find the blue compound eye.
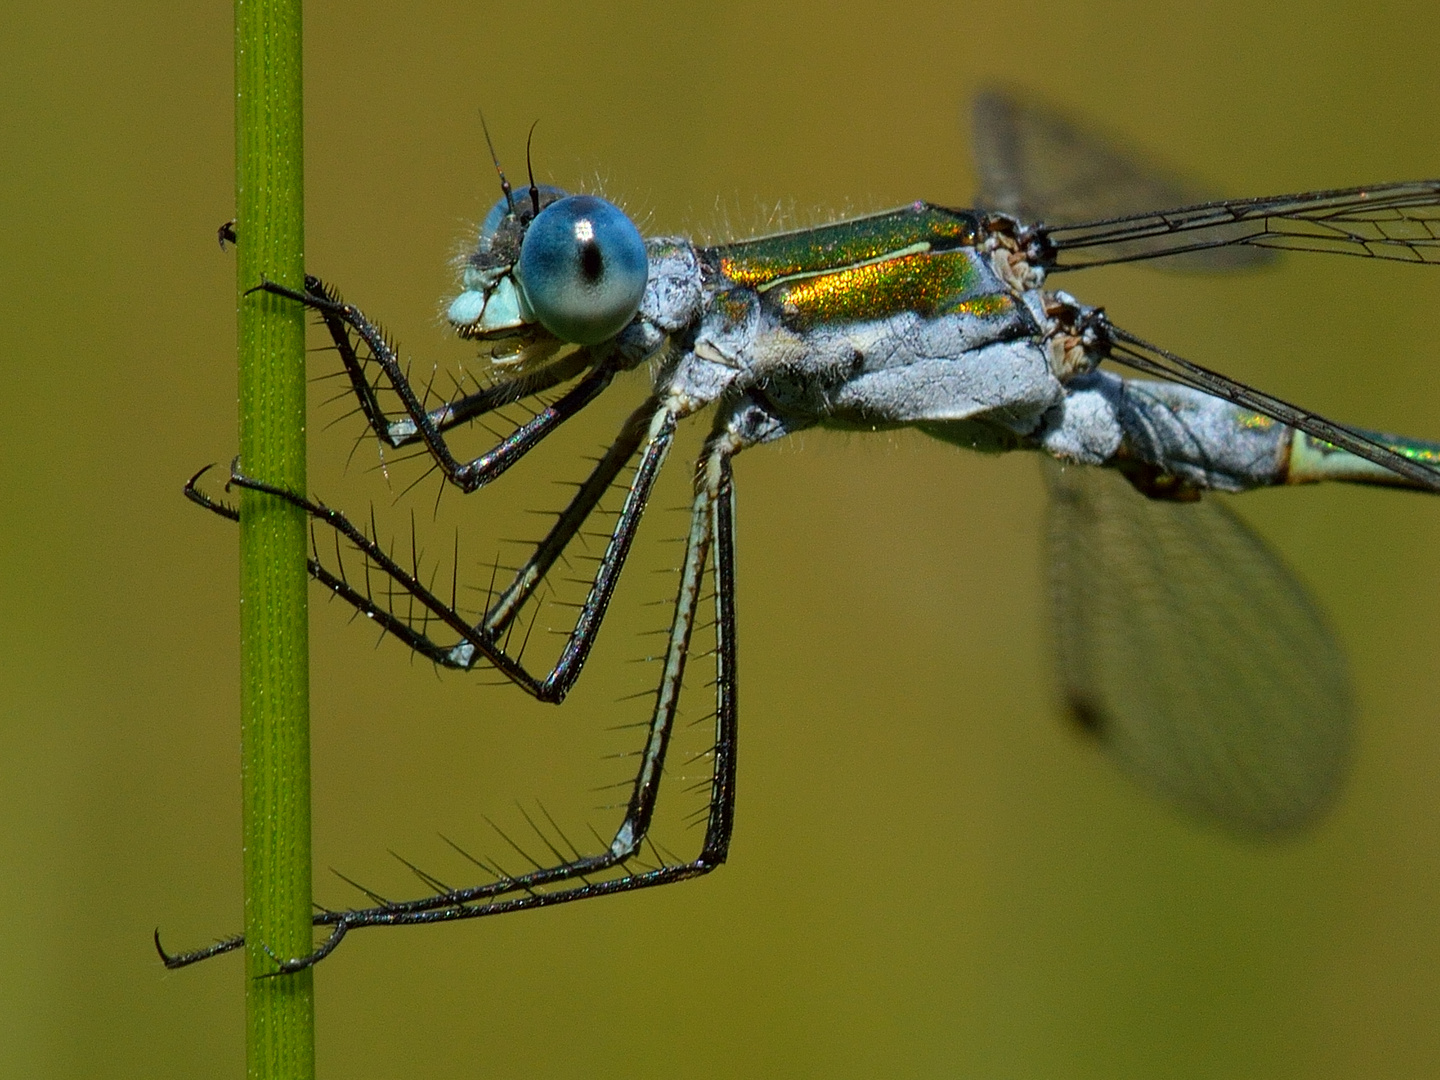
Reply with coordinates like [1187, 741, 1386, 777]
[515, 195, 648, 345]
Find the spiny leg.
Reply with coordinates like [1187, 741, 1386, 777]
[186, 467, 484, 669]
[325, 393, 677, 701]
[526, 400, 680, 701]
[264, 276, 623, 492]
[187, 392, 683, 702]
[196, 465, 548, 692]
[345, 389, 683, 702]
[403, 393, 680, 699]
[251, 275, 676, 678]
[158, 412, 744, 971]
[310, 274, 588, 449]
[483, 395, 657, 638]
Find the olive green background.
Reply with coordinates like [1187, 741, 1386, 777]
[6, 0, 1440, 1076]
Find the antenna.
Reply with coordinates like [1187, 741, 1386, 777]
[525, 119, 541, 217]
[480, 112, 514, 216]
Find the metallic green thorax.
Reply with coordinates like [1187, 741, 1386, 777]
[712, 203, 978, 286]
[707, 203, 1000, 329]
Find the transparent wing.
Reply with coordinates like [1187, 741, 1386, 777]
[971, 87, 1272, 270]
[1041, 181, 1440, 270]
[1043, 459, 1352, 834]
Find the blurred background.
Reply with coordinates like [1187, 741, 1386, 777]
[6, 0, 1440, 1076]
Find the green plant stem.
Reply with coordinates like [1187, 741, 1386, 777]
[235, 0, 314, 1074]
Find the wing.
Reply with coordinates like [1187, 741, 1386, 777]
[1043, 459, 1352, 835]
[971, 88, 1272, 270]
[1040, 181, 1440, 270]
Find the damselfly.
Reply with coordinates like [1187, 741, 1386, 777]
[163, 91, 1440, 970]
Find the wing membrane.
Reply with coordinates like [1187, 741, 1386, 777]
[1043, 459, 1352, 834]
[1042, 181, 1440, 269]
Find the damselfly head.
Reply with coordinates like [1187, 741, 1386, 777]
[448, 188, 649, 347]
[448, 183, 567, 340]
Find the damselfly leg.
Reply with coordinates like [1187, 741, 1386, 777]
[162, 404, 748, 970]
[263, 277, 617, 492]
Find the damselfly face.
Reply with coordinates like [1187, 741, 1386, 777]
[447, 184, 649, 349]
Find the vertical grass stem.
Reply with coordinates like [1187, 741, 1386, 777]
[235, 0, 314, 1073]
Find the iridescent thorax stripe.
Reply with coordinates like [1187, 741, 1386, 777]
[712, 203, 979, 290]
[769, 250, 1011, 328]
